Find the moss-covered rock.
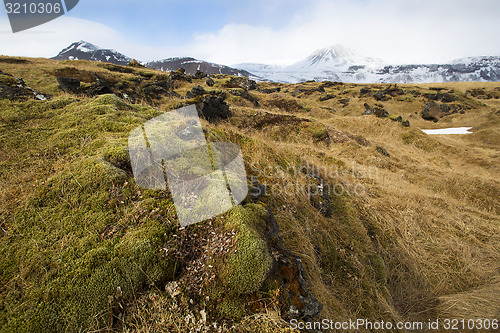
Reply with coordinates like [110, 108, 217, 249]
[219, 204, 272, 294]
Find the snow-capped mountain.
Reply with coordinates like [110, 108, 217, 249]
[235, 45, 500, 83]
[52, 41, 132, 65]
[287, 45, 382, 71]
[52, 41, 500, 84]
[52, 41, 257, 78]
[145, 57, 257, 78]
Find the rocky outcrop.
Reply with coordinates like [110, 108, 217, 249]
[422, 101, 453, 122]
[339, 98, 350, 107]
[86, 73, 113, 96]
[186, 85, 207, 99]
[0, 71, 48, 101]
[363, 103, 389, 118]
[57, 76, 81, 93]
[374, 90, 390, 101]
[263, 207, 323, 320]
[319, 94, 335, 102]
[225, 76, 257, 91]
[205, 77, 215, 87]
[377, 146, 390, 157]
[423, 92, 459, 103]
[196, 94, 231, 122]
[169, 68, 192, 83]
[194, 70, 208, 79]
[372, 85, 405, 101]
[228, 88, 259, 106]
[259, 87, 281, 94]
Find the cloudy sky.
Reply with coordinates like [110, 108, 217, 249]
[1, 0, 499, 66]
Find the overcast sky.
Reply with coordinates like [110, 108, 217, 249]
[1, 0, 499, 66]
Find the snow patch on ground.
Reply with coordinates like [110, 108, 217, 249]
[421, 127, 473, 135]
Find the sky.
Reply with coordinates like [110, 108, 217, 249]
[0, 0, 499, 66]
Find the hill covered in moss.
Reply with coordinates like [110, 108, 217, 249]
[0, 56, 499, 332]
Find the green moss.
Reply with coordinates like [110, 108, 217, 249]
[91, 94, 130, 110]
[0, 93, 181, 332]
[370, 254, 387, 283]
[217, 297, 247, 320]
[219, 205, 272, 294]
[203, 204, 273, 320]
[313, 128, 328, 139]
[103, 144, 131, 172]
[401, 131, 440, 152]
[0, 75, 16, 85]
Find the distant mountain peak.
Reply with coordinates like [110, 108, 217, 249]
[58, 40, 99, 55]
[52, 42, 258, 79]
[288, 44, 382, 71]
[52, 40, 131, 65]
[236, 44, 500, 84]
[309, 44, 361, 64]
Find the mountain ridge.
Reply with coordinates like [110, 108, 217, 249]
[52, 40, 132, 66]
[52, 41, 256, 79]
[52, 41, 500, 84]
[234, 45, 500, 83]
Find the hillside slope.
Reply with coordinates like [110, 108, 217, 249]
[0, 57, 499, 332]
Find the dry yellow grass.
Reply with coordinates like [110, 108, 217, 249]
[1, 56, 498, 332]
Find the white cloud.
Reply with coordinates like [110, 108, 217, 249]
[0, 16, 124, 58]
[184, 0, 500, 65]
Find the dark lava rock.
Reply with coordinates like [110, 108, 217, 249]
[264, 208, 323, 320]
[363, 108, 375, 115]
[292, 88, 308, 97]
[169, 69, 192, 83]
[319, 94, 335, 102]
[205, 77, 215, 87]
[422, 101, 442, 122]
[226, 76, 257, 90]
[440, 93, 459, 103]
[320, 81, 343, 88]
[377, 146, 390, 157]
[229, 88, 259, 106]
[194, 70, 208, 79]
[103, 63, 135, 74]
[385, 85, 405, 97]
[360, 87, 372, 96]
[466, 88, 497, 99]
[423, 92, 459, 103]
[85, 73, 113, 96]
[56, 76, 80, 93]
[0, 72, 49, 101]
[392, 116, 403, 122]
[259, 87, 281, 94]
[339, 98, 350, 107]
[196, 95, 230, 122]
[410, 89, 421, 97]
[186, 85, 206, 99]
[402, 120, 410, 127]
[375, 108, 389, 118]
[364, 104, 389, 118]
[374, 90, 390, 101]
